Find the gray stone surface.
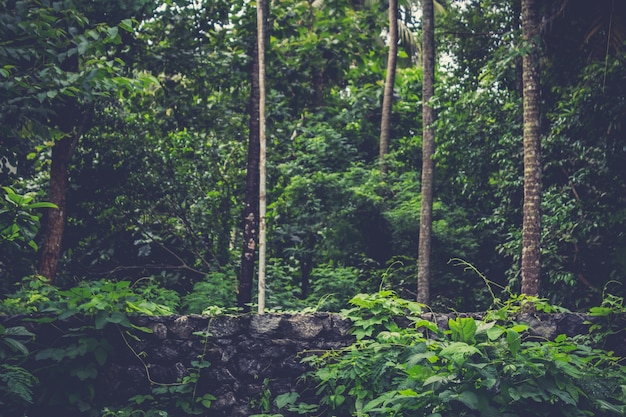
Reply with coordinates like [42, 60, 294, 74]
[2, 311, 623, 416]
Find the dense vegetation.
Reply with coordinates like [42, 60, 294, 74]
[2, 0, 625, 312]
[1, 0, 625, 414]
[0, 281, 625, 416]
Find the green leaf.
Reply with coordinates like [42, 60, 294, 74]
[423, 374, 454, 386]
[58, 309, 78, 320]
[506, 329, 521, 355]
[93, 346, 108, 366]
[94, 312, 108, 330]
[119, 19, 134, 32]
[4, 326, 35, 338]
[411, 318, 441, 334]
[275, 391, 299, 409]
[456, 391, 480, 410]
[439, 342, 481, 365]
[398, 388, 418, 397]
[448, 317, 477, 343]
[24, 202, 58, 209]
[596, 399, 626, 414]
[2, 337, 30, 355]
[589, 307, 612, 317]
[487, 326, 505, 340]
[73, 363, 98, 380]
[510, 324, 529, 333]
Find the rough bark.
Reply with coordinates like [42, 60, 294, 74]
[38, 137, 75, 283]
[521, 0, 542, 296]
[38, 103, 90, 283]
[378, 0, 398, 174]
[417, 0, 436, 304]
[238, 2, 268, 312]
[239, 48, 260, 312]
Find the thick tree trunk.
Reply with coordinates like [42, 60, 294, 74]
[378, 0, 398, 174]
[238, 43, 260, 312]
[417, 0, 435, 304]
[38, 135, 78, 283]
[521, 0, 542, 296]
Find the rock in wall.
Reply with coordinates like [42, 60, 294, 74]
[1, 311, 623, 416]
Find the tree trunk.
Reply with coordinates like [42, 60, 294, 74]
[378, 0, 398, 174]
[38, 101, 90, 283]
[238, 1, 268, 312]
[417, 0, 436, 304]
[238, 43, 260, 313]
[521, 0, 542, 296]
[257, 0, 268, 314]
[38, 135, 77, 283]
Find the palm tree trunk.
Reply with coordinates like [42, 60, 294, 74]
[417, 0, 435, 304]
[378, 0, 398, 174]
[521, 0, 542, 296]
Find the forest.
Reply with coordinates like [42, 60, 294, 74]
[1, 0, 626, 416]
[2, 0, 625, 313]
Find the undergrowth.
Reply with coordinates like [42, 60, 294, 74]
[0, 276, 216, 417]
[258, 289, 626, 417]
[0, 270, 624, 417]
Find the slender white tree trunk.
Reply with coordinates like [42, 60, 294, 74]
[257, 0, 267, 314]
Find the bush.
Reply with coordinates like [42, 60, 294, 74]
[276, 291, 626, 417]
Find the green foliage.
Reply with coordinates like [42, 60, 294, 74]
[0, 188, 56, 292]
[0, 324, 37, 409]
[114, 359, 215, 416]
[584, 287, 626, 350]
[0, 275, 61, 315]
[284, 291, 626, 417]
[265, 261, 363, 313]
[342, 290, 423, 339]
[181, 270, 237, 314]
[0, 187, 56, 252]
[0, 277, 183, 416]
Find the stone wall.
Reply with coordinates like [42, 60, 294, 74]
[2, 311, 624, 416]
[1, 313, 355, 416]
[113, 313, 355, 416]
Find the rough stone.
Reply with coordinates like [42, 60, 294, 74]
[151, 322, 168, 339]
[208, 315, 241, 338]
[3, 311, 624, 417]
[249, 314, 282, 336]
[519, 313, 559, 340]
[286, 314, 324, 339]
[171, 315, 194, 339]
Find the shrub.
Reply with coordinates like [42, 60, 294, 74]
[276, 291, 626, 417]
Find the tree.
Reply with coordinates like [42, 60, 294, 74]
[520, 0, 542, 296]
[239, 0, 269, 312]
[38, 104, 91, 282]
[0, 1, 151, 283]
[417, 0, 435, 304]
[379, 0, 399, 174]
[257, 0, 268, 314]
